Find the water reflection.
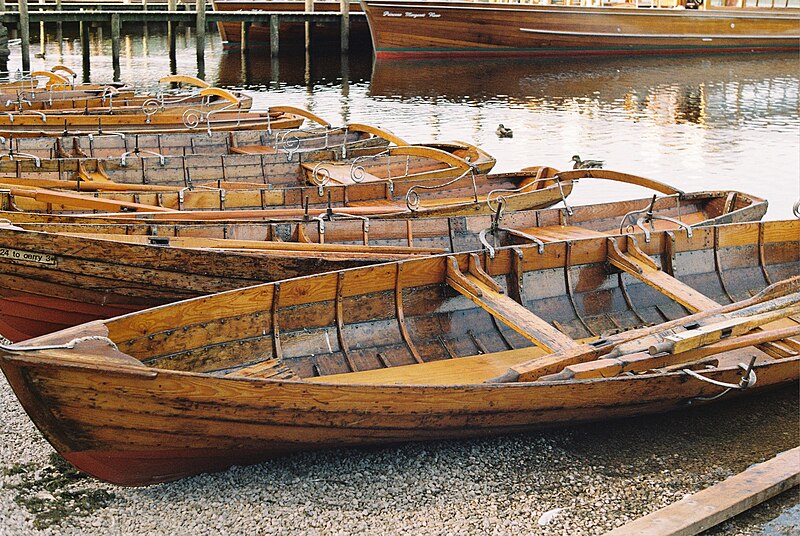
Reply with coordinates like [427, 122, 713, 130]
[5, 26, 799, 217]
[369, 55, 800, 130]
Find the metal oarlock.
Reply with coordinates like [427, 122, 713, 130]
[684, 356, 758, 402]
[120, 134, 166, 166]
[405, 167, 475, 212]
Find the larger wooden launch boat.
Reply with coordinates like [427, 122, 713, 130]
[0, 186, 765, 341]
[0, 220, 797, 485]
[361, 0, 800, 59]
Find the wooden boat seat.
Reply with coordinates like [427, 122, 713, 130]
[309, 346, 549, 385]
[607, 236, 718, 313]
[230, 145, 278, 155]
[346, 196, 481, 209]
[302, 162, 383, 185]
[515, 225, 607, 242]
[225, 358, 298, 380]
[446, 255, 577, 352]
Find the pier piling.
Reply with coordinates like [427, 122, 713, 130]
[269, 14, 279, 56]
[111, 12, 120, 81]
[55, 0, 61, 45]
[340, 0, 349, 52]
[195, 0, 205, 62]
[241, 20, 250, 51]
[80, 13, 89, 81]
[18, 0, 28, 71]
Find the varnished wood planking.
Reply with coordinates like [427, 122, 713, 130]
[363, 1, 799, 58]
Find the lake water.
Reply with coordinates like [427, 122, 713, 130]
[1, 22, 798, 532]
[5, 22, 799, 218]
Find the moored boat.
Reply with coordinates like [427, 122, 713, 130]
[0, 134, 494, 190]
[0, 220, 797, 485]
[0, 186, 766, 340]
[361, 0, 800, 59]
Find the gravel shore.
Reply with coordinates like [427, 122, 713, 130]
[1, 371, 797, 536]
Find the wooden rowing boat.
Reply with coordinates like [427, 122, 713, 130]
[4, 187, 768, 247]
[0, 130, 494, 189]
[0, 122, 393, 160]
[361, 0, 800, 59]
[0, 220, 796, 485]
[0, 221, 442, 342]
[0, 99, 306, 137]
[0, 187, 765, 340]
[0, 163, 576, 218]
[1, 75, 255, 114]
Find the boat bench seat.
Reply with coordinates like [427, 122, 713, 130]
[308, 346, 548, 385]
[225, 358, 298, 380]
[230, 145, 278, 155]
[516, 225, 608, 242]
[347, 196, 481, 209]
[302, 162, 383, 185]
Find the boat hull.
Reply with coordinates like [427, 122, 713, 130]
[1, 220, 797, 485]
[361, 1, 800, 59]
[2, 347, 797, 486]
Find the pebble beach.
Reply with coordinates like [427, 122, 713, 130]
[1, 370, 797, 535]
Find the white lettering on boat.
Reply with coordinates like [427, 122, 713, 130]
[0, 247, 56, 265]
[382, 10, 441, 18]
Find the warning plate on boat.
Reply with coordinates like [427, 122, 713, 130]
[0, 248, 56, 265]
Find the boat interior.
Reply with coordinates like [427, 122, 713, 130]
[72, 220, 798, 386]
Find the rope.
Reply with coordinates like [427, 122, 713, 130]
[0, 335, 118, 353]
[683, 357, 757, 402]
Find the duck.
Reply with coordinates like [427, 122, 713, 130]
[571, 154, 604, 170]
[496, 124, 513, 138]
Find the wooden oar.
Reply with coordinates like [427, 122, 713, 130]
[554, 168, 684, 196]
[0, 178, 177, 192]
[56, 231, 445, 255]
[538, 325, 800, 381]
[5, 187, 175, 213]
[485, 276, 800, 383]
[73, 206, 410, 220]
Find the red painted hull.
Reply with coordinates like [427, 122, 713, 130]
[0, 289, 144, 343]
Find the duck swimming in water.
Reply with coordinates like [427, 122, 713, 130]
[571, 155, 604, 169]
[496, 124, 513, 138]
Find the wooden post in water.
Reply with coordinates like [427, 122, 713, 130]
[55, 0, 62, 46]
[304, 0, 313, 52]
[142, 0, 148, 10]
[18, 0, 30, 72]
[241, 21, 250, 52]
[340, 0, 349, 53]
[80, 10, 90, 82]
[167, 0, 177, 70]
[38, 0, 44, 58]
[269, 14, 279, 56]
[196, 0, 205, 63]
[111, 13, 121, 82]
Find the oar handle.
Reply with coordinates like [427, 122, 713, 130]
[556, 169, 684, 196]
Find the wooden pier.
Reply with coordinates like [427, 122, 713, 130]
[0, 1, 364, 78]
